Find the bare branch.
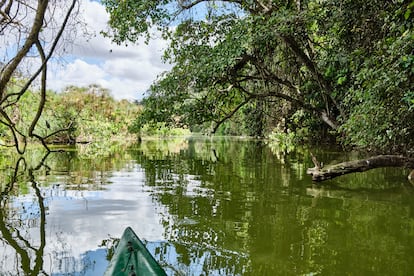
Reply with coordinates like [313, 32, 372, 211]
[0, 108, 26, 153]
[217, 84, 234, 93]
[0, 0, 48, 101]
[255, 0, 272, 13]
[178, 0, 207, 10]
[2, 0, 78, 105]
[29, 39, 47, 136]
[42, 121, 74, 140]
[0, 0, 79, 153]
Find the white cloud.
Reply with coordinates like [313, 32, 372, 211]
[103, 57, 161, 81]
[49, 59, 105, 88]
[47, 0, 171, 100]
[98, 77, 153, 100]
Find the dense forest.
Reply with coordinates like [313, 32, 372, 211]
[105, 0, 413, 154]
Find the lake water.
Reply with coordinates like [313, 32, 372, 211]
[0, 137, 413, 275]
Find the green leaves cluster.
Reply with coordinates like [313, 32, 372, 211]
[338, 1, 414, 151]
[102, 0, 171, 43]
[51, 85, 141, 144]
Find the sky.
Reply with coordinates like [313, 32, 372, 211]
[47, 0, 172, 101]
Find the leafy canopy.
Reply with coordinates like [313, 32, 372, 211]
[103, 0, 414, 152]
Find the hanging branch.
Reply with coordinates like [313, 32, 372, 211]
[280, 34, 344, 120]
[29, 39, 47, 137]
[212, 95, 253, 133]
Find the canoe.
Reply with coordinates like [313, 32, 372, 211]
[104, 227, 167, 276]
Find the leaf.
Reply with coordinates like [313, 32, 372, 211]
[404, 9, 411, 20]
[337, 76, 347, 85]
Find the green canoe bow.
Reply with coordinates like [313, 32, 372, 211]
[104, 227, 167, 276]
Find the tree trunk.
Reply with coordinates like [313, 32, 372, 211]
[307, 155, 414, 182]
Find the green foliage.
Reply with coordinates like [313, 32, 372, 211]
[0, 83, 141, 147]
[131, 122, 190, 137]
[102, 0, 172, 43]
[339, 2, 414, 151]
[267, 131, 297, 153]
[403, 91, 414, 110]
[52, 85, 141, 143]
[213, 100, 265, 137]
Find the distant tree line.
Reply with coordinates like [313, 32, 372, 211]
[0, 82, 141, 146]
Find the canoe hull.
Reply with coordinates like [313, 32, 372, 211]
[104, 227, 167, 276]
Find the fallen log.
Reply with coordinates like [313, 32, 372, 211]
[307, 155, 414, 182]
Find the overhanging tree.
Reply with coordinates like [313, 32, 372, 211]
[103, 1, 342, 131]
[103, 0, 413, 151]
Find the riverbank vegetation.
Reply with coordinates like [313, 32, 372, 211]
[0, 82, 140, 146]
[0, 78, 191, 151]
[103, 0, 413, 155]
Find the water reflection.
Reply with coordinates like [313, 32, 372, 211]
[132, 137, 414, 275]
[0, 156, 47, 275]
[0, 148, 162, 275]
[0, 139, 414, 275]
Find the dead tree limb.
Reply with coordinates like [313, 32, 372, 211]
[307, 155, 414, 182]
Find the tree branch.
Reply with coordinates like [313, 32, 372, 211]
[0, 108, 26, 153]
[281, 34, 344, 119]
[0, 0, 47, 101]
[238, 83, 339, 129]
[29, 39, 47, 137]
[212, 95, 253, 133]
[42, 121, 74, 140]
[2, 0, 78, 106]
[178, 0, 208, 10]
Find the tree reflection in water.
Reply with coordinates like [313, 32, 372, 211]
[0, 152, 99, 275]
[0, 155, 48, 275]
[129, 138, 414, 275]
[1, 138, 414, 275]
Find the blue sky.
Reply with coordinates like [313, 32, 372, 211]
[47, 0, 171, 100]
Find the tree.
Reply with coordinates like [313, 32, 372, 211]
[103, 1, 339, 131]
[55, 84, 141, 144]
[337, 1, 414, 151]
[0, 0, 79, 153]
[103, 0, 413, 152]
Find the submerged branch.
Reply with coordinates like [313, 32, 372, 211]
[307, 155, 414, 182]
